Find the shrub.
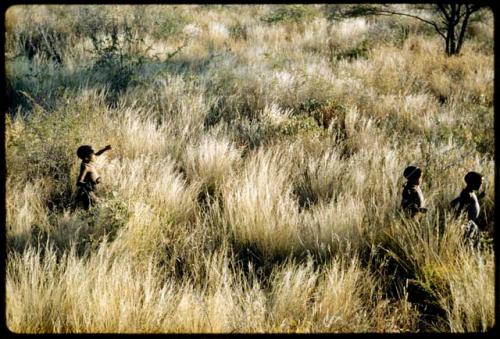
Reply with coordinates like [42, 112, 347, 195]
[6, 106, 87, 212]
[261, 5, 318, 24]
[86, 23, 148, 106]
[228, 21, 248, 41]
[152, 7, 190, 40]
[335, 42, 370, 61]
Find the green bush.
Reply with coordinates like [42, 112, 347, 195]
[335, 43, 370, 61]
[84, 196, 129, 243]
[299, 98, 324, 115]
[261, 5, 317, 24]
[231, 119, 275, 149]
[86, 20, 148, 106]
[228, 21, 248, 40]
[277, 115, 320, 136]
[7, 105, 82, 182]
[156, 9, 189, 39]
[298, 99, 347, 131]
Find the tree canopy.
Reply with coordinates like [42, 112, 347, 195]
[328, 4, 487, 56]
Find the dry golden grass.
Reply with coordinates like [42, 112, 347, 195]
[5, 4, 494, 333]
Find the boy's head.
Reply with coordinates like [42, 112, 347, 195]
[464, 171, 483, 191]
[403, 166, 422, 184]
[77, 145, 95, 161]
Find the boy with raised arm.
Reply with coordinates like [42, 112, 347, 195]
[75, 144, 112, 210]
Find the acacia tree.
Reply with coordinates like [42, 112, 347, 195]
[328, 4, 485, 56]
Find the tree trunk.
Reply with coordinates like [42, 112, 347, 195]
[446, 27, 455, 56]
[448, 4, 458, 55]
[456, 9, 472, 55]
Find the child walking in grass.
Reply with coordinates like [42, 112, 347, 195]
[450, 171, 484, 244]
[401, 165, 427, 218]
[75, 144, 112, 210]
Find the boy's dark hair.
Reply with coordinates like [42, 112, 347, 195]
[403, 166, 421, 181]
[464, 171, 483, 186]
[77, 145, 94, 159]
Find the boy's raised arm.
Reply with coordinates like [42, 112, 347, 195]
[95, 145, 112, 156]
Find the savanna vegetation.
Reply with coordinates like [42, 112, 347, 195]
[4, 4, 494, 333]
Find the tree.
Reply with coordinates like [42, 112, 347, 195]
[328, 4, 485, 56]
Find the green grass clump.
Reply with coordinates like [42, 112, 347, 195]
[261, 5, 318, 25]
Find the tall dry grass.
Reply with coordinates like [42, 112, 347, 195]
[5, 4, 494, 333]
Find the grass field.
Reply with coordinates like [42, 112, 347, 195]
[4, 4, 495, 333]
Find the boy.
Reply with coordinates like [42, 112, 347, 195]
[401, 165, 427, 217]
[75, 144, 112, 210]
[450, 171, 484, 243]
